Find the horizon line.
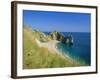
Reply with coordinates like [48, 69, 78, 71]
[23, 25, 90, 33]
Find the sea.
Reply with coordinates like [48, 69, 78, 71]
[44, 32, 91, 66]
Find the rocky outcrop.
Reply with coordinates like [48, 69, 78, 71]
[62, 34, 73, 45]
[48, 31, 73, 45]
[31, 29, 73, 45]
[32, 29, 51, 42]
[48, 31, 64, 41]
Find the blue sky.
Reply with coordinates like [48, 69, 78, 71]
[23, 10, 91, 32]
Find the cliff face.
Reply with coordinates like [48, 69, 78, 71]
[32, 29, 51, 42]
[48, 31, 73, 45]
[28, 28, 73, 45]
[48, 31, 64, 41]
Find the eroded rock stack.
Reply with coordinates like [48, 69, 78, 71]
[48, 31, 73, 45]
[48, 31, 64, 41]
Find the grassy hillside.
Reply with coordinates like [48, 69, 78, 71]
[23, 27, 82, 69]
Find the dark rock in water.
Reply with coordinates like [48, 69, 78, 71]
[64, 34, 74, 45]
[61, 33, 73, 45]
[48, 31, 64, 41]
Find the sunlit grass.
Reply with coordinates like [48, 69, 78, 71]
[23, 27, 83, 69]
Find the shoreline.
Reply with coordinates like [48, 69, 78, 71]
[35, 39, 81, 65]
[35, 39, 60, 53]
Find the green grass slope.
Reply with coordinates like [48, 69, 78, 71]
[23, 27, 83, 69]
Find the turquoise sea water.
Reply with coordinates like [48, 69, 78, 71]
[57, 32, 91, 65]
[44, 32, 91, 66]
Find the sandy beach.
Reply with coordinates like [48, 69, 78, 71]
[35, 39, 60, 53]
[35, 39, 76, 63]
